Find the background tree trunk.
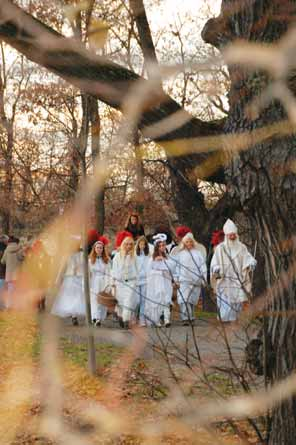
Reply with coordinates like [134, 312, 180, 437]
[89, 95, 105, 233]
[204, 1, 296, 442]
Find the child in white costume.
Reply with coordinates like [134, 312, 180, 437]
[112, 232, 138, 328]
[135, 236, 151, 326]
[51, 250, 85, 325]
[176, 232, 207, 325]
[145, 234, 176, 327]
[210, 219, 257, 322]
[89, 237, 111, 327]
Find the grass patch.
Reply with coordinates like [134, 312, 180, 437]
[196, 310, 217, 319]
[59, 337, 123, 369]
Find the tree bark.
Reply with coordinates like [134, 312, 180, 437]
[203, 1, 296, 443]
[0, 70, 13, 233]
[89, 95, 105, 233]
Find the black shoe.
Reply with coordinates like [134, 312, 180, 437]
[119, 317, 124, 328]
[165, 322, 171, 328]
[71, 317, 79, 326]
[95, 320, 101, 327]
[182, 320, 189, 326]
[92, 318, 97, 324]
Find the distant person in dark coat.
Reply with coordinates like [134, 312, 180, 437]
[124, 212, 145, 240]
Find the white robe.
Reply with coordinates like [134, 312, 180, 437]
[210, 239, 256, 321]
[136, 252, 150, 323]
[176, 248, 207, 306]
[51, 251, 85, 318]
[89, 257, 111, 321]
[145, 256, 176, 325]
[112, 252, 138, 321]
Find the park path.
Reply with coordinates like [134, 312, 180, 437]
[59, 316, 250, 372]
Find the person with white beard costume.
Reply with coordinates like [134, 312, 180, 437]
[176, 232, 207, 325]
[210, 219, 257, 322]
[112, 231, 138, 329]
[145, 234, 176, 327]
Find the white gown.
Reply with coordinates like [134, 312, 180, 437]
[210, 240, 256, 321]
[112, 252, 138, 322]
[136, 252, 151, 324]
[145, 256, 176, 326]
[89, 257, 111, 322]
[176, 249, 207, 320]
[51, 251, 85, 318]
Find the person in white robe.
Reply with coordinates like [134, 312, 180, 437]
[171, 226, 207, 262]
[135, 236, 151, 327]
[89, 237, 111, 326]
[176, 232, 207, 325]
[112, 232, 138, 329]
[210, 219, 257, 322]
[145, 234, 176, 327]
[51, 249, 85, 325]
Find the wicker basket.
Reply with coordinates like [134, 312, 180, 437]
[97, 285, 117, 312]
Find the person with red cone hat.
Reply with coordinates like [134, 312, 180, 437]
[171, 226, 207, 261]
[89, 236, 111, 327]
[112, 231, 138, 329]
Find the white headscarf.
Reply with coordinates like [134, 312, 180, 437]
[181, 232, 207, 259]
[153, 233, 167, 245]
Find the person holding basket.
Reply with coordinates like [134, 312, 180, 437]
[89, 236, 112, 327]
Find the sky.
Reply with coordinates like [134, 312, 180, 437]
[157, 0, 221, 24]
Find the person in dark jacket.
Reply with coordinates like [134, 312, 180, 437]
[124, 212, 145, 240]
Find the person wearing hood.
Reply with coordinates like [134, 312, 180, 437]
[210, 219, 257, 322]
[171, 226, 207, 261]
[1, 236, 24, 306]
[176, 232, 207, 325]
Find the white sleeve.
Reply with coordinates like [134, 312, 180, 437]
[111, 254, 119, 282]
[166, 256, 177, 279]
[210, 251, 220, 275]
[201, 257, 208, 284]
[146, 258, 153, 277]
[243, 250, 257, 271]
[105, 262, 112, 286]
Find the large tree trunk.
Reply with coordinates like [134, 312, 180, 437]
[204, 1, 296, 443]
[0, 72, 13, 233]
[89, 95, 105, 233]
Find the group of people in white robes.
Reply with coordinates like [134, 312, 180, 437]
[51, 218, 257, 327]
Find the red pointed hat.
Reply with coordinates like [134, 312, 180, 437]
[87, 229, 100, 244]
[95, 235, 109, 246]
[211, 230, 225, 246]
[176, 226, 191, 238]
[115, 231, 133, 248]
